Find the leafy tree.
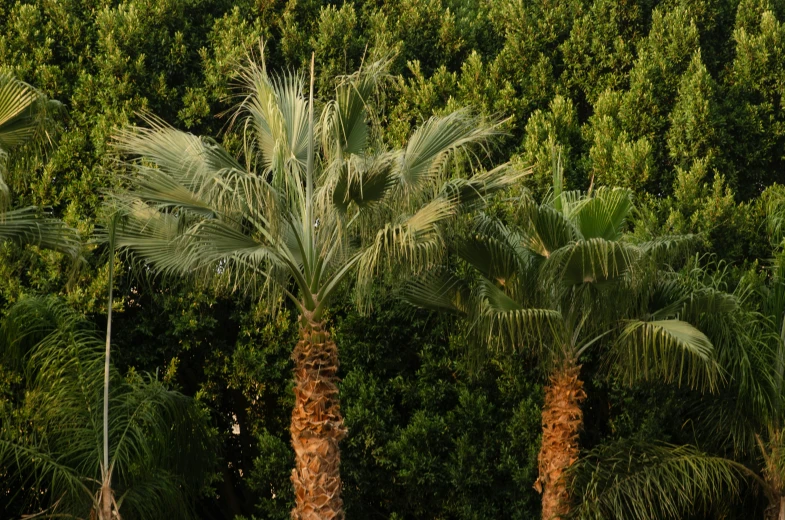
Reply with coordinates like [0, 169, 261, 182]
[110, 55, 519, 519]
[582, 89, 655, 191]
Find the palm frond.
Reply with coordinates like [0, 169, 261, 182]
[611, 319, 719, 391]
[440, 163, 531, 212]
[236, 61, 309, 189]
[0, 296, 217, 520]
[520, 201, 580, 259]
[401, 272, 470, 315]
[0, 73, 62, 208]
[569, 440, 755, 520]
[547, 238, 638, 287]
[396, 109, 499, 192]
[477, 279, 562, 350]
[0, 206, 80, 258]
[455, 233, 520, 284]
[573, 187, 633, 241]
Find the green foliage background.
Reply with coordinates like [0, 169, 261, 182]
[1, 0, 784, 517]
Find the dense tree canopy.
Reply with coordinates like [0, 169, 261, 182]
[2, 0, 785, 519]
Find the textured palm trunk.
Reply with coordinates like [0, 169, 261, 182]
[290, 318, 347, 520]
[534, 360, 586, 520]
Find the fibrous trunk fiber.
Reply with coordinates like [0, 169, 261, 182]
[290, 320, 347, 520]
[534, 361, 586, 520]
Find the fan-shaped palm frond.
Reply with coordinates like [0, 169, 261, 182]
[0, 74, 77, 258]
[0, 206, 80, 257]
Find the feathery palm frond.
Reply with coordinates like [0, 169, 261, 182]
[611, 319, 719, 391]
[569, 440, 756, 520]
[0, 296, 217, 520]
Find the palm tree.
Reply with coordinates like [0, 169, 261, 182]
[405, 164, 718, 519]
[0, 296, 217, 519]
[109, 54, 520, 519]
[0, 73, 78, 255]
[565, 258, 770, 519]
[721, 183, 785, 519]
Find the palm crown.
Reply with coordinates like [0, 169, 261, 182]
[113, 58, 518, 321]
[111, 55, 521, 519]
[406, 163, 718, 519]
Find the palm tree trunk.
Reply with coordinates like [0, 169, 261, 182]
[97, 470, 119, 520]
[765, 494, 785, 520]
[534, 360, 586, 520]
[290, 318, 347, 520]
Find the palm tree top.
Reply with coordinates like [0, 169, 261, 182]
[112, 54, 525, 322]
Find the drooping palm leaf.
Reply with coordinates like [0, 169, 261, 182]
[569, 440, 757, 520]
[612, 319, 718, 391]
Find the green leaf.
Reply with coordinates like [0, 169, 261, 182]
[613, 319, 718, 391]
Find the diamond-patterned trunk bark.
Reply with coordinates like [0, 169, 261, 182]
[290, 319, 347, 520]
[534, 361, 586, 520]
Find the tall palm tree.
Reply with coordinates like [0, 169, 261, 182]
[405, 164, 718, 519]
[0, 296, 217, 520]
[110, 55, 520, 519]
[0, 73, 78, 255]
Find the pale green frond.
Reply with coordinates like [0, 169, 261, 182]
[187, 218, 284, 268]
[569, 440, 754, 520]
[324, 55, 390, 157]
[440, 163, 532, 213]
[236, 61, 288, 171]
[0, 73, 39, 146]
[397, 109, 499, 191]
[359, 196, 454, 274]
[114, 202, 195, 276]
[356, 197, 456, 310]
[573, 187, 634, 240]
[547, 238, 638, 286]
[115, 119, 245, 182]
[273, 71, 310, 170]
[0, 74, 63, 208]
[114, 120, 262, 215]
[612, 319, 719, 391]
[0, 206, 80, 257]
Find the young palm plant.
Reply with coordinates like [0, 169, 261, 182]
[0, 296, 216, 519]
[109, 55, 520, 519]
[0, 73, 78, 255]
[405, 165, 718, 519]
